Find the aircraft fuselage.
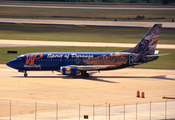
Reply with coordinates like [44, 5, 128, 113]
[7, 52, 134, 71]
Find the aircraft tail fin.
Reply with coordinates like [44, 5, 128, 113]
[122, 24, 162, 54]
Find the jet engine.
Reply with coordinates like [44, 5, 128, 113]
[60, 66, 77, 75]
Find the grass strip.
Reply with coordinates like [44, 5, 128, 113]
[0, 7, 175, 22]
[0, 23, 175, 44]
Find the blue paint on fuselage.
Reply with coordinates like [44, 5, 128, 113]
[7, 52, 122, 71]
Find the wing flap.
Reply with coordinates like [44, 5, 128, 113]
[69, 65, 114, 71]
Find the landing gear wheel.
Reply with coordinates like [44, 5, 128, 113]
[24, 73, 28, 77]
[24, 71, 28, 77]
[84, 73, 89, 77]
[81, 71, 89, 77]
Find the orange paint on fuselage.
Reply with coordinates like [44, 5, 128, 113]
[26, 54, 43, 64]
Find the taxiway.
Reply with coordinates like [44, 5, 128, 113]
[1, 39, 175, 49]
[0, 64, 175, 119]
[1, 18, 175, 28]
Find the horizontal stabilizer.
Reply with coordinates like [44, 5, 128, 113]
[144, 53, 169, 57]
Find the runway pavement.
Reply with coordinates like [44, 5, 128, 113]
[1, 18, 175, 28]
[1, 4, 175, 10]
[0, 64, 175, 120]
[1, 4, 175, 119]
[0, 39, 175, 49]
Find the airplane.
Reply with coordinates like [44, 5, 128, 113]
[6, 24, 167, 77]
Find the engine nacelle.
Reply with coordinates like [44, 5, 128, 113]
[60, 66, 77, 75]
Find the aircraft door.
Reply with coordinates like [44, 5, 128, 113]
[129, 54, 134, 65]
[76, 58, 80, 64]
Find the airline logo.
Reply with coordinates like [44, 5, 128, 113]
[65, 67, 71, 74]
[26, 54, 43, 65]
[152, 36, 159, 43]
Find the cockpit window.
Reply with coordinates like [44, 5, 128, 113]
[16, 57, 21, 60]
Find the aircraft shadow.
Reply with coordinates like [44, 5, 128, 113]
[62, 75, 118, 83]
[94, 75, 175, 81]
[12, 75, 174, 83]
[12, 75, 117, 83]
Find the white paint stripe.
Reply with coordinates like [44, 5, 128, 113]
[0, 18, 175, 28]
[0, 39, 175, 49]
[1, 4, 175, 10]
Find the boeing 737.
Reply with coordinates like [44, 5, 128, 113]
[6, 24, 167, 77]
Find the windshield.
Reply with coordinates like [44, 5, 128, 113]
[15, 57, 21, 61]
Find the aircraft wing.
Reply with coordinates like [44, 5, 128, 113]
[69, 65, 114, 71]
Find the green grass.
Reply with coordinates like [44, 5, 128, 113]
[1, 47, 175, 70]
[135, 49, 175, 70]
[0, 6, 175, 22]
[0, 23, 175, 44]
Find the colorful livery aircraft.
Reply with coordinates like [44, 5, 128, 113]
[7, 24, 166, 77]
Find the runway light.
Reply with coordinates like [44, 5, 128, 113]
[136, 90, 140, 97]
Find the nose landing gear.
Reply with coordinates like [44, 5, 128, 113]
[24, 71, 28, 77]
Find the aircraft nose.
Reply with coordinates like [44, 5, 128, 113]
[6, 59, 16, 69]
[6, 61, 9, 66]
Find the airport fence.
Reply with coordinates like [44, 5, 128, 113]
[0, 100, 175, 120]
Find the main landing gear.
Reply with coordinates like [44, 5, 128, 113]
[81, 71, 89, 77]
[24, 71, 28, 77]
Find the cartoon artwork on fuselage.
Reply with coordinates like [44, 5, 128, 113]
[131, 24, 161, 54]
[83, 52, 128, 68]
